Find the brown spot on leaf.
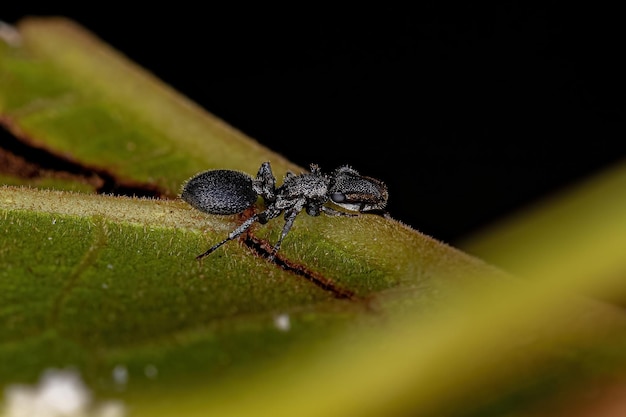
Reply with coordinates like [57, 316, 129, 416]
[244, 234, 358, 301]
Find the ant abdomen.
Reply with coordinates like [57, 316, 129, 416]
[181, 170, 258, 215]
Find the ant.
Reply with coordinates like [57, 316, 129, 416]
[181, 162, 388, 260]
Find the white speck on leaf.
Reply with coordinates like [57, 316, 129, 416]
[3, 368, 126, 417]
[144, 365, 158, 379]
[274, 314, 291, 331]
[112, 365, 128, 387]
[94, 401, 126, 417]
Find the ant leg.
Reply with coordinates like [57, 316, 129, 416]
[253, 162, 276, 201]
[321, 206, 358, 217]
[268, 210, 299, 260]
[196, 214, 259, 260]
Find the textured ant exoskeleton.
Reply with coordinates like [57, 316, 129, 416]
[181, 161, 388, 260]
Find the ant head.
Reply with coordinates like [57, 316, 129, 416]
[328, 166, 388, 212]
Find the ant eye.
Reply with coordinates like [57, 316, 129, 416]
[331, 193, 346, 203]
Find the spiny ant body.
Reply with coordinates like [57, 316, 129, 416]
[181, 161, 388, 260]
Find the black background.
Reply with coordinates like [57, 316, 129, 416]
[3, 5, 625, 244]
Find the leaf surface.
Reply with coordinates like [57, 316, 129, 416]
[2, 17, 626, 417]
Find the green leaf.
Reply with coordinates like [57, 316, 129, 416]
[1, 17, 296, 196]
[2, 17, 626, 417]
[1, 16, 502, 411]
[0, 186, 342, 380]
